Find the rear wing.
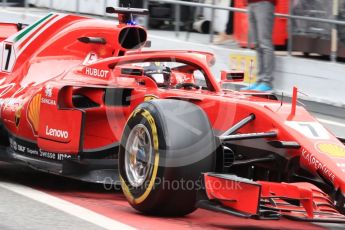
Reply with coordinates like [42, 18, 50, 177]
[106, 7, 149, 24]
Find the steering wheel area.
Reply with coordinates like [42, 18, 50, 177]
[174, 82, 200, 90]
[143, 63, 171, 88]
[142, 62, 202, 90]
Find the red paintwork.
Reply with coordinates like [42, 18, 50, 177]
[204, 173, 345, 221]
[287, 86, 298, 120]
[204, 174, 261, 215]
[0, 12, 345, 221]
[0, 23, 18, 42]
[46, 189, 323, 230]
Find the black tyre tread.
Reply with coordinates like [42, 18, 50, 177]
[0, 123, 9, 146]
[119, 99, 216, 216]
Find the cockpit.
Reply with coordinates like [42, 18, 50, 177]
[114, 60, 211, 91]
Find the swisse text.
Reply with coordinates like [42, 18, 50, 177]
[45, 126, 69, 139]
[85, 67, 109, 78]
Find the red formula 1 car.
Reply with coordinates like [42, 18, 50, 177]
[1, 7, 345, 222]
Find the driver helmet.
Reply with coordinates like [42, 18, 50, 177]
[144, 62, 171, 87]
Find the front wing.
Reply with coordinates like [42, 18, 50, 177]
[198, 173, 345, 223]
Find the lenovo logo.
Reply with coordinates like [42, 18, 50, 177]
[45, 125, 69, 139]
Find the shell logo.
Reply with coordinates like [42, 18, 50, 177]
[316, 143, 345, 158]
[27, 94, 41, 134]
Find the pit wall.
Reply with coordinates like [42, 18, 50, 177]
[229, 49, 345, 108]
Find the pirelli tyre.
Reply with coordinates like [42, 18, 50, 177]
[119, 99, 216, 216]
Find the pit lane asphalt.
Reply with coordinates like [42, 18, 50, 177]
[0, 163, 103, 230]
[0, 161, 339, 230]
[0, 186, 102, 230]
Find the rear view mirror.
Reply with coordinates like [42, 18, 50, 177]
[144, 40, 152, 48]
[219, 70, 245, 90]
[221, 70, 244, 82]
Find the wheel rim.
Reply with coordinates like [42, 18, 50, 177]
[125, 124, 153, 187]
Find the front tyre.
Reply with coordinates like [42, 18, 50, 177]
[119, 99, 216, 216]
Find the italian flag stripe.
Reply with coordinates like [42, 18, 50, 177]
[17, 14, 59, 51]
[14, 13, 54, 43]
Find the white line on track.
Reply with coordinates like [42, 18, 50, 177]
[0, 181, 136, 230]
[317, 118, 345, 128]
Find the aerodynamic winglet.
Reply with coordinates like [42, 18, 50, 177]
[106, 7, 149, 24]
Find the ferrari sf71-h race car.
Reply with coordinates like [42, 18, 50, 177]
[1, 7, 345, 223]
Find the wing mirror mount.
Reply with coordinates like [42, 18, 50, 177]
[219, 70, 245, 90]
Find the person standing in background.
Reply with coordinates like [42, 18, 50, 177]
[241, 0, 276, 92]
[213, 1, 235, 44]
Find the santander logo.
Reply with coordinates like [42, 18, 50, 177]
[45, 125, 69, 139]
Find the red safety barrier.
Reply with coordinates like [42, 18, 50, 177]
[233, 0, 289, 47]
